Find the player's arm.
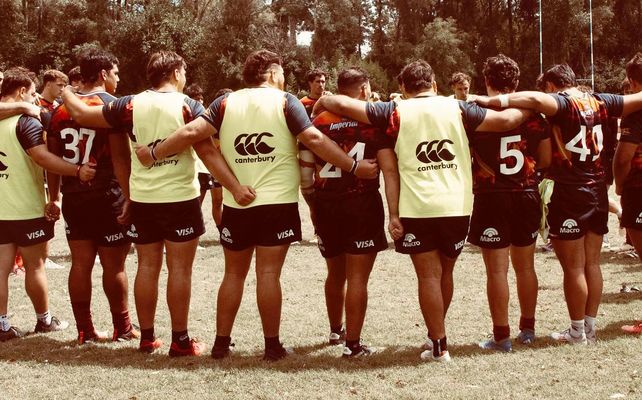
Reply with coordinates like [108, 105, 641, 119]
[314, 95, 371, 124]
[473, 91, 559, 117]
[613, 142, 636, 195]
[475, 108, 533, 132]
[28, 145, 96, 181]
[0, 102, 40, 119]
[192, 137, 256, 206]
[377, 148, 403, 240]
[109, 132, 131, 199]
[140, 116, 214, 167]
[299, 148, 316, 199]
[60, 86, 112, 128]
[44, 124, 64, 219]
[621, 91, 642, 117]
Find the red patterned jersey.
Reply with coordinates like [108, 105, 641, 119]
[300, 96, 319, 117]
[471, 113, 550, 193]
[619, 110, 642, 188]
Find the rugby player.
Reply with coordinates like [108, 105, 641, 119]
[48, 48, 138, 344]
[62, 51, 256, 357]
[38, 69, 67, 112]
[314, 60, 532, 361]
[67, 66, 83, 89]
[300, 68, 329, 117]
[0, 67, 95, 341]
[449, 72, 472, 101]
[474, 63, 642, 344]
[467, 55, 551, 352]
[299, 67, 394, 357]
[614, 53, 642, 334]
[135, 50, 378, 361]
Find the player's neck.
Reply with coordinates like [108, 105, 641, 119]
[79, 83, 106, 94]
[40, 91, 56, 103]
[154, 81, 179, 93]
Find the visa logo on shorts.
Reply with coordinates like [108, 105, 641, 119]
[355, 240, 375, 249]
[532, 230, 539, 239]
[105, 232, 124, 242]
[27, 229, 45, 240]
[560, 219, 580, 234]
[220, 227, 233, 243]
[402, 233, 421, 248]
[636, 212, 642, 224]
[277, 229, 294, 240]
[480, 227, 501, 243]
[454, 239, 465, 251]
[176, 227, 195, 237]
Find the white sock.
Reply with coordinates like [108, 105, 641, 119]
[584, 315, 596, 332]
[570, 320, 584, 337]
[37, 310, 52, 325]
[0, 314, 10, 331]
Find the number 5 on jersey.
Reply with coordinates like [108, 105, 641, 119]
[319, 142, 365, 178]
[61, 127, 96, 164]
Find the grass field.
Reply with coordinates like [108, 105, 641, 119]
[2, 195, 642, 400]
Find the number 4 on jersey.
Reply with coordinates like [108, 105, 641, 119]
[319, 142, 365, 178]
[564, 125, 603, 162]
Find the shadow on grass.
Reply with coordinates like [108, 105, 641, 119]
[601, 290, 642, 304]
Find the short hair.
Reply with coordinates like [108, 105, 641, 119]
[397, 61, 434, 93]
[337, 67, 369, 95]
[449, 72, 471, 87]
[242, 50, 281, 86]
[1, 67, 38, 97]
[184, 83, 204, 100]
[626, 52, 642, 85]
[306, 68, 327, 83]
[535, 73, 545, 92]
[42, 69, 68, 85]
[78, 49, 119, 84]
[214, 88, 233, 98]
[483, 54, 520, 93]
[146, 51, 186, 87]
[542, 64, 576, 89]
[67, 66, 82, 83]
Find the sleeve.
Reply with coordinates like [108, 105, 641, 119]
[458, 101, 487, 136]
[548, 94, 568, 122]
[366, 101, 396, 128]
[619, 111, 642, 145]
[16, 116, 45, 151]
[200, 94, 228, 132]
[596, 93, 624, 118]
[102, 95, 135, 131]
[284, 93, 313, 136]
[183, 97, 206, 123]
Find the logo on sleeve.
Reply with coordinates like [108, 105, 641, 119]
[234, 132, 276, 164]
[415, 139, 458, 172]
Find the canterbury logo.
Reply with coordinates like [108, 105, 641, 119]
[0, 151, 7, 171]
[415, 140, 456, 163]
[234, 132, 275, 156]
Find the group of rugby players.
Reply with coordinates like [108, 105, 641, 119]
[1, 46, 642, 363]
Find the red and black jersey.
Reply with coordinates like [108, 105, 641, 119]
[471, 113, 550, 193]
[37, 96, 59, 113]
[619, 110, 642, 188]
[48, 91, 119, 193]
[303, 111, 389, 197]
[547, 92, 623, 186]
[300, 96, 318, 117]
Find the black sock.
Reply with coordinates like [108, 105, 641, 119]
[265, 336, 281, 350]
[331, 324, 344, 334]
[493, 325, 510, 342]
[214, 335, 231, 348]
[346, 339, 360, 350]
[172, 330, 190, 348]
[141, 327, 155, 342]
[432, 336, 447, 357]
[519, 317, 535, 331]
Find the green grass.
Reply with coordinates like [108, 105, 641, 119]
[2, 199, 642, 399]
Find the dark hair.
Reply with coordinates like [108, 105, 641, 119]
[1, 67, 38, 97]
[42, 69, 68, 85]
[535, 73, 545, 92]
[542, 64, 576, 89]
[306, 68, 327, 83]
[214, 88, 233, 98]
[449, 72, 471, 87]
[337, 67, 369, 95]
[78, 49, 118, 84]
[146, 51, 186, 87]
[184, 83, 204, 100]
[622, 78, 631, 94]
[397, 61, 434, 93]
[67, 66, 82, 83]
[626, 52, 642, 85]
[242, 50, 281, 86]
[483, 54, 519, 93]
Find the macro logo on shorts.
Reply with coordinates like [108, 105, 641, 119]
[636, 212, 642, 225]
[233, 132, 276, 165]
[220, 227, 233, 243]
[126, 224, 139, 239]
[415, 140, 458, 172]
[560, 219, 580, 234]
[402, 233, 421, 248]
[0, 151, 8, 180]
[480, 227, 501, 243]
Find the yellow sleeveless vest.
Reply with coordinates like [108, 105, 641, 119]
[395, 96, 473, 218]
[0, 115, 46, 220]
[219, 87, 299, 208]
[131, 91, 199, 203]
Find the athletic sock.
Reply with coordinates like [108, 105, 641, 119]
[570, 319, 584, 337]
[111, 309, 132, 334]
[584, 315, 597, 332]
[214, 335, 231, 348]
[331, 324, 343, 334]
[172, 330, 190, 349]
[36, 310, 52, 325]
[140, 327, 155, 342]
[519, 317, 535, 331]
[71, 301, 93, 332]
[265, 336, 281, 350]
[432, 336, 448, 357]
[346, 339, 360, 351]
[493, 325, 510, 342]
[0, 314, 10, 331]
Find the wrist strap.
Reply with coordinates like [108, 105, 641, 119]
[498, 94, 510, 108]
[76, 165, 81, 179]
[150, 144, 158, 161]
